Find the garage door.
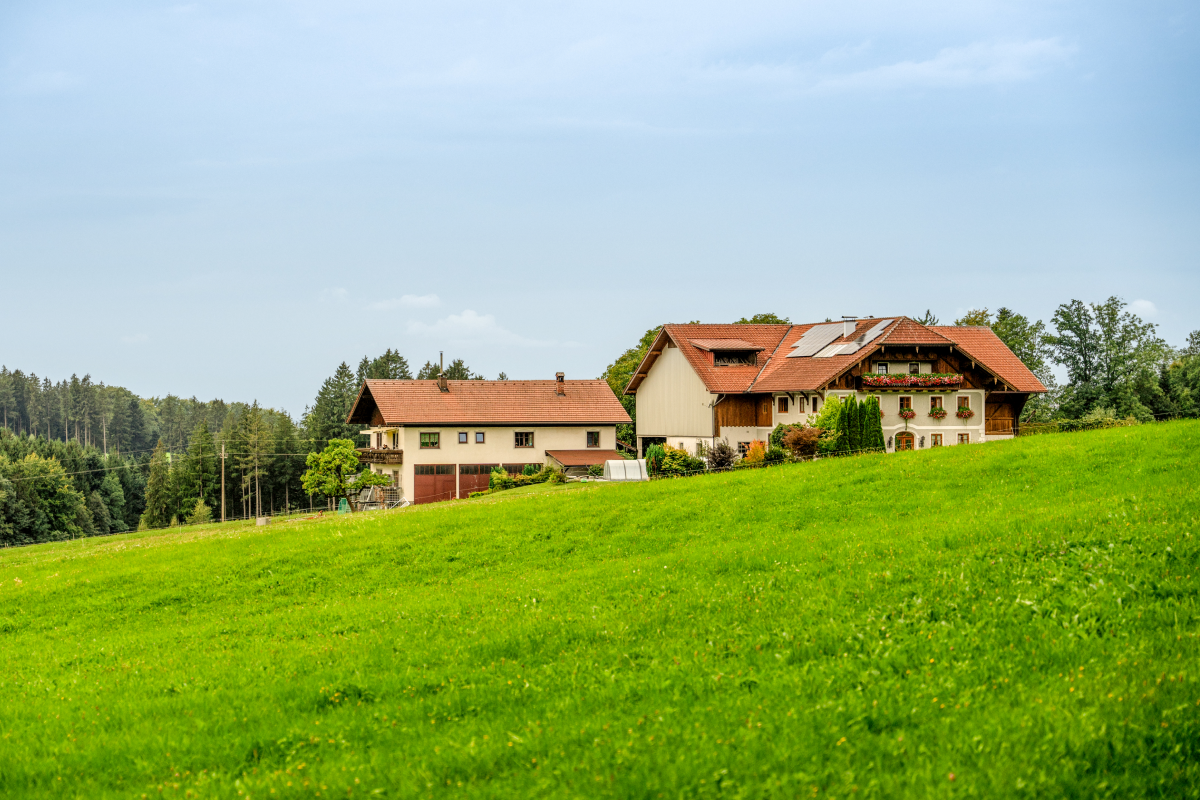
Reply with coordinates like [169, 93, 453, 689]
[414, 464, 457, 504]
[459, 464, 497, 496]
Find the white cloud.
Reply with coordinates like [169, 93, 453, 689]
[814, 38, 1075, 92]
[369, 294, 441, 310]
[1130, 299, 1158, 317]
[406, 309, 549, 346]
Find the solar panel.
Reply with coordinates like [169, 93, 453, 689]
[814, 343, 851, 358]
[787, 323, 843, 358]
[839, 318, 894, 355]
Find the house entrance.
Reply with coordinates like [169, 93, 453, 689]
[895, 432, 915, 451]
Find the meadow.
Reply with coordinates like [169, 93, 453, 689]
[1, 422, 1197, 799]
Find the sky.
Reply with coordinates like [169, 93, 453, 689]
[2, 0, 1198, 416]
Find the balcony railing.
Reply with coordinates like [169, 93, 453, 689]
[356, 448, 404, 465]
[861, 373, 964, 389]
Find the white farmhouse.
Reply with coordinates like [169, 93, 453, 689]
[625, 317, 1047, 455]
[346, 373, 631, 504]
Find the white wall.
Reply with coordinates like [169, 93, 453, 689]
[360, 425, 616, 501]
[635, 345, 715, 439]
[829, 390, 987, 450]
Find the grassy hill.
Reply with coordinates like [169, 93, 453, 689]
[2, 422, 1198, 799]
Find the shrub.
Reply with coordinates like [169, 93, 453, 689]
[587, 464, 604, 477]
[468, 490, 490, 498]
[706, 440, 737, 470]
[645, 444, 667, 475]
[659, 445, 706, 476]
[764, 446, 788, 464]
[546, 468, 566, 484]
[187, 498, 213, 525]
[522, 464, 540, 477]
[489, 467, 514, 491]
[769, 423, 804, 450]
[743, 440, 767, 464]
[782, 426, 820, 459]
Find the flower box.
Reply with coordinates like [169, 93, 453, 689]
[898, 408, 916, 421]
[862, 373, 964, 388]
[956, 407, 975, 420]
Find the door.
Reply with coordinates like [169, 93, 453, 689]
[895, 432, 914, 451]
[459, 464, 496, 496]
[414, 464, 457, 504]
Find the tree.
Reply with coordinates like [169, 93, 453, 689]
[1046, 297, 1169, 418]
[186, 497, 213, 525]
[181, 421, 218, 512]
[914, 310, 940, 325]
[497, 372, 508, 380]
[140, 441, 171, 530]
[734, 313, 789, 324]
[86, 491, 111, 536]
[955, 309, 992, 326]
[305, 362, 362, 446]
[602, 326, 663, 448]
[100, 471, 128, 532]
[416, 358, 481, 380]
[237, 402, 274, 518]
[0, 452, 85, 545]
[361, 348, 412, 381]
[301, 439, 391, 512]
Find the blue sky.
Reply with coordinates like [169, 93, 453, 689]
[2, 1, 1197, 415]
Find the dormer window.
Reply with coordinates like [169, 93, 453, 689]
[714, 350, 756, 366]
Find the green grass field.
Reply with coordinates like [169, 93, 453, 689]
[2, 423, 1198, 799]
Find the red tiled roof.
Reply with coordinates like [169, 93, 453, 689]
[626, 317, 1048, 395]
[688, 338, 765, 352]
[347, 380, 631, 426]
[929, 327, 1048, 393]
[624, 324, 792, 395]
[545, 449, 624, 467]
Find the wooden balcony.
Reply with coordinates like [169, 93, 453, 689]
[985, 419, 1014, 435]
[356, 448, 404, 465]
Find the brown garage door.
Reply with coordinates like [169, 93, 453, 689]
[459, 464, 497, 496]
[414, 464, 457, 504]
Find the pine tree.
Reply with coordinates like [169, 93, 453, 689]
[305, 362, 362, 446]
[140, 441, 171, 529]
[182, 421, 219, 511]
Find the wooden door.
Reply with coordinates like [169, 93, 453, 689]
[414, 464, 457, 504]
[985, 402, 1015, 435]
[895, 432, 914, 451]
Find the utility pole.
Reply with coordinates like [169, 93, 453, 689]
[220, 442, 226, 523]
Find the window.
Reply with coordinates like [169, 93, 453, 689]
[514, 431, 534, 448]
[391, 431, 399, 449]
[876, 363, 888, 374]
[958, 395, 970, 410]
[415, 465, 435, 475]
[812, 397, 820, 412]
[714, 350, 757, 366]
[909, 362, 920, 375]
[899, 396, 912, 410]
[503, 463, 534, 475]
[391, 470, 400, 485]
[435, 464, 454, 475]
[931, 434, 943, 447]
[458, 432, 468, 444]
[958, 433, 970, 444]
[375, 431, 382, 448]
[777, 397, 788, 414]
[586, 431, 600, 448]
[737, 442, 750, 456]
[419, 432, 439, 449]
[930, 396, 943, 410]
[475, 432, 485, 444]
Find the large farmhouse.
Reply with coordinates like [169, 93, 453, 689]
[345, 373, 631, 504]
[625, 317, 1047, 455]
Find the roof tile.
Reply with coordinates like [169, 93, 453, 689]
[348, 380, 631, 426]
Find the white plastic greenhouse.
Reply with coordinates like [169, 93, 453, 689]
[602, 459, 650, 481]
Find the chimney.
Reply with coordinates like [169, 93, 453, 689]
[555, 372, 565, 396]
[437, 351, 449, 393]
[842, 316, 858, 338]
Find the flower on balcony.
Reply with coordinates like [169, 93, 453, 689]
[956, 407, 975, 419]
[861, 373, 964, 388]
[898, 408, 916, 421]
[928, 406, 948, 420]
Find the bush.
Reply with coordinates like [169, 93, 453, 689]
[546, 468, 566, 484]
[764, 446, 788, 464]
[187, 498, 213, 525]
[706, 440, 737, 470]
[645, 444, 667, 475]
[782, 426, 820, 459]
[522, 464, 540, 477]
[659, 445, 706, 476]
[742, 440, 767, 464]
[469, 490, 491, 498]
[489, 467, 514, 491]
[587, 464, 604, 477]
[769, 423, 804, 450]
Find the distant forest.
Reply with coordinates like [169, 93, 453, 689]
[0, 350, 492, 546]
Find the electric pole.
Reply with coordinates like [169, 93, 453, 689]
[220, 442, 226, 523]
